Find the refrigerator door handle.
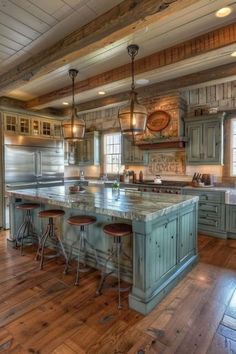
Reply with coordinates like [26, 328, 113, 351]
[35, 151, 42, 177]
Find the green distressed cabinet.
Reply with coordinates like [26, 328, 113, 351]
[3, 111, 63, 138]
[185, 114, 224, 165]
[226, 205, 236, 239]
[74, 131, 100, 165]
[121, 136, 148, 165]
[179, 206, 196, 262]
[182, 188, 226, 238]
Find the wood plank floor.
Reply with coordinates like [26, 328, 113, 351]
[1, 231, 236, 354]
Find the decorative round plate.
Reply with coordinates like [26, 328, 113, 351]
[147, 110, 171, 132]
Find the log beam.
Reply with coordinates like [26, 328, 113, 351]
[0, 0, 179, 95]
[25, 23, 236, 109]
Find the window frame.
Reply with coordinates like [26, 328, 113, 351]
[103, 132, 122, 175]
[230, 118, 236, 177]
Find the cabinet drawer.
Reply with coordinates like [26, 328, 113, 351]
[199, 202, 221, 216]
[199, 217, 219, 227]
[183, 189, 225, 203]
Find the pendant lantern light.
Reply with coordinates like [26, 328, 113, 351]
[118, 44, 147, 137]
[63, 69, 85, 141]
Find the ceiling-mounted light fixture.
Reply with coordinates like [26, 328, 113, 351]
[62, 69, 85, 141]
[118, 44, 147, 138]
[215, 7, 232, 17]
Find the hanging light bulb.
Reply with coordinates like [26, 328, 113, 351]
[118, 44, 147, 138]
[63, 69, 85, 141]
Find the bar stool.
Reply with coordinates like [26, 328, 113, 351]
[15, 203, 40, 255]
[67, 215, 97, 286]
[36, 209, 68, 272]
[96, 223, 132, 309]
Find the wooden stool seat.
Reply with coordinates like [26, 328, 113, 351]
[16, 203, 40, 211]
[38, 209, 65, 218]
[67, 215, 96, 226]
[103, 223, 132, 237]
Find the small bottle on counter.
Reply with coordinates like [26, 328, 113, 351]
[139, 170, 143, 182]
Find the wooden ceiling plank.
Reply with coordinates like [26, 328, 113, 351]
[0, 0, 199, 95]
[71, 61, 236, 113]
[25, 22, 236, 109]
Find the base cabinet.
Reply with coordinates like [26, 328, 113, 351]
[130, 202, 198, 314]
[182, 189, 226, 238]
[226, 205, 236, 239]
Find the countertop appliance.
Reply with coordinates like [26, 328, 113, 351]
[2, 133, 64, 229]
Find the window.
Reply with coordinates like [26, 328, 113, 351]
[231, 119, 236, 176]
[104, 133, 122, 174]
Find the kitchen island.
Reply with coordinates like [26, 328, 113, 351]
[7, 186, 198, 315]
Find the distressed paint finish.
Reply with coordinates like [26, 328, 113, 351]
[8, 185, 198, 314]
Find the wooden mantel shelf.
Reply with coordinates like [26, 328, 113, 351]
[135, 136, 188, 150]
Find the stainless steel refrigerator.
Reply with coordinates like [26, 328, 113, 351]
[2, 133, 64, 229]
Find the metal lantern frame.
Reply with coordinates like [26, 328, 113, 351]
[62, 69, 85, 141]
[118, 44, 147, 140]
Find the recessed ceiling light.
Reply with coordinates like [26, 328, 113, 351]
[98, 91, 106, 95]
[231, 51, 236, 57]
[216, 7, 232, 17]
[136, 78, 150, 85]
[62, 102, 69, 105]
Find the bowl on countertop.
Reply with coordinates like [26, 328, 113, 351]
[69, 185, 80, 193]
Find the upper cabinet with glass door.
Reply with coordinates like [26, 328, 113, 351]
[3, 111, 62, 139]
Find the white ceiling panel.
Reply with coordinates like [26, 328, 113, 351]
[0, 11, 40, 39]
[86, 0, 124, 15]
[28, 0, 65, 15]
[0, 23, 32, 46]
[10, 0, 58, 26]
[0, 35, 23, 51]
[0, 0, 51, 33]
[52, 3, 74, 20]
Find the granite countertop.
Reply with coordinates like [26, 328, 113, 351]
[7, 185, 198, 222]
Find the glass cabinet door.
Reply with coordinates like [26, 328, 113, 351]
[32, 119, 40, 135]
[19, 116, 30, 134]
[4, 113, 18, 132]
[41, 121, 51, 136]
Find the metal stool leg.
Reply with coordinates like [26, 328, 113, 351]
[40, 219, 53, 270]
[75, 234, 83, 286]
[117, 236, 122, 310]
[96, 245, 116, 295]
